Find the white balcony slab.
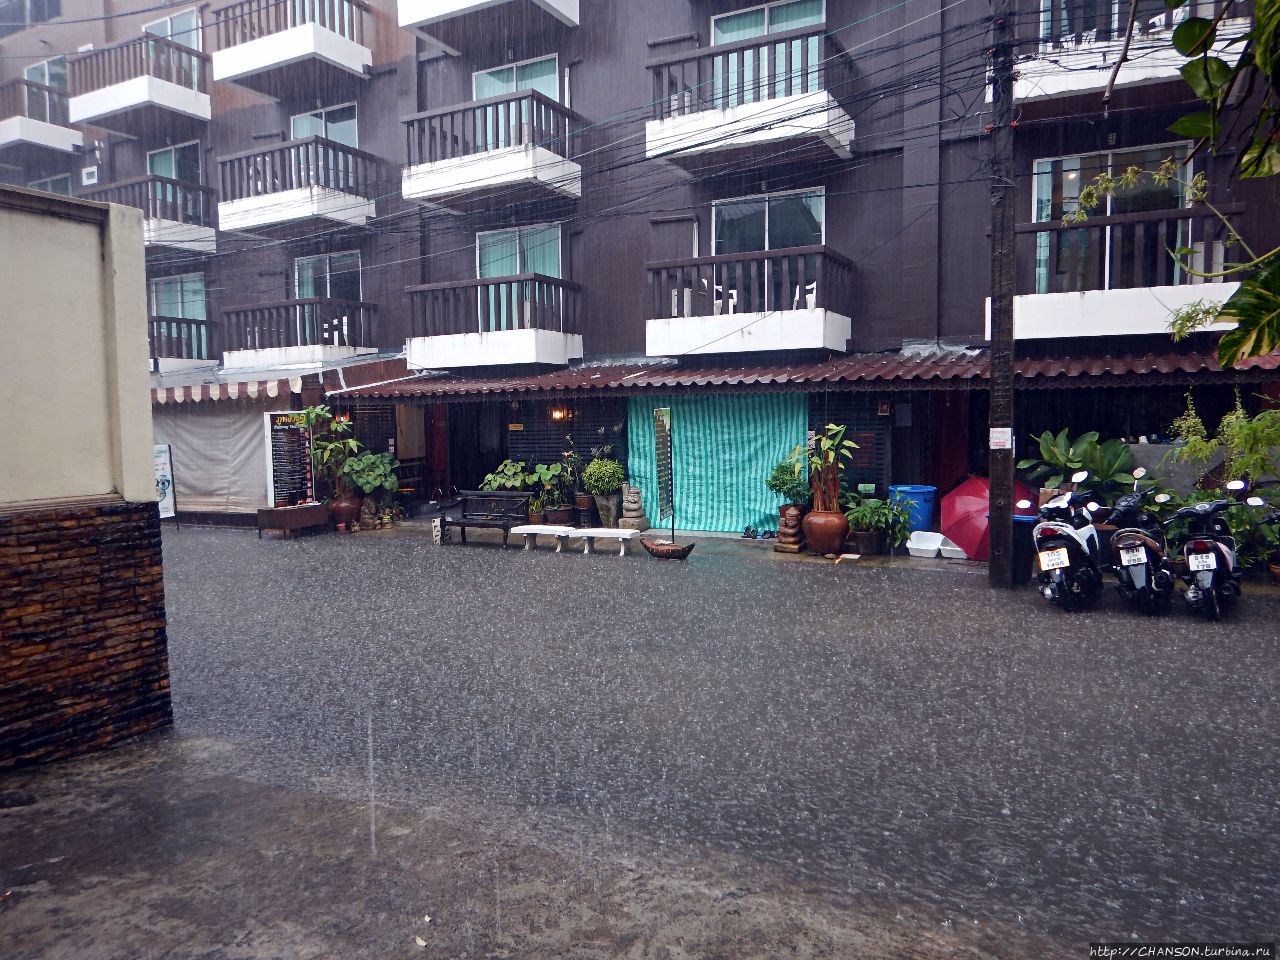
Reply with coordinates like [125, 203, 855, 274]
[218, 186, 374, 231]
[399, 0, 579, 32]
[645, 90, 853, 161]
[983, 283, 1241, 340]
[145, 218, 216, 254]
[0, 116, 82, 154]
[222, 345, 376, 370]
[647, 308, 851, 357]
[69, 76, 211, 125]
[406, 328, 582, 369]
[153, 357, 214, 372]
[1009, 20, 1251, 101]
[402, 144, 581, 204]
[212, 23, 371, 86]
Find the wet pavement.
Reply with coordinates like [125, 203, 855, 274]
[4, 526, 1279, 957]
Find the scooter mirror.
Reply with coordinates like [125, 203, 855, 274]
[1086, 501, 1100, 513]
[1225, 479, 1246, 491]
[1071, 470, 1090, 484]
[1154, 493, 1172, 504]
[1016, 499, 1033, 509]
[1132, 467, 1147, 480]
[1246, 496, 1265, 507]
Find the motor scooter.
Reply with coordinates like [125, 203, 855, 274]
[1106, 467, 1175, 615]
[1018, 470, 1104, 612]
[1162, 479, 1254, 621]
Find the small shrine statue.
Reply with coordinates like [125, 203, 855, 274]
[775, 504, 805, 553]
[619, 483, 650, 531]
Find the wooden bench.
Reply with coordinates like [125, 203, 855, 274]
[257, 502, 330, 539]
[442, 493, 530, 548]
[510, 524, 577, 551]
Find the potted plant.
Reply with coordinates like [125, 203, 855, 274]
[527, 496, 545, 524]
[766, 458, 810, 553]
[342, 451, 400, 529]
[563, 448, 593, 519]
[583, 456, 625, 527]
[843, 496, 911, 556]
[304, 405, 363, 530]
[530, 463, 574, 524]
[785, 423, 857, 555]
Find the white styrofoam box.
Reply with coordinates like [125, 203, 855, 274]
[907, 531, 943, 558]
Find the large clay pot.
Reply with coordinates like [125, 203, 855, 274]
[848, 529, 886, 556]
[545, 506, 575, 525]
[528, 509, 545, 525]
[329, 495, 363, 531]
[802, 510, 849, 556]
[594, 493, 622, 528]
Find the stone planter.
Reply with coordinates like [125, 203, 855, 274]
[802, 510, 849, 556]
[594, 493, 622, 528]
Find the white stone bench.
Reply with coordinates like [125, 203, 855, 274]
[572, 527, 641, 557]
[510, 524, 577, 551]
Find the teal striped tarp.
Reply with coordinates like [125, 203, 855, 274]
[626, 394, 807, 533]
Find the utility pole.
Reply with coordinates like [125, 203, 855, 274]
[987, 0, 1017, 588]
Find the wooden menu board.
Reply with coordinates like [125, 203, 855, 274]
[264, 411, 314, 507]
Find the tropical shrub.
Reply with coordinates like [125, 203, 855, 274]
[480, 459, 530, 491]
[582, 458, 625, 496]
[766, 459, 810, 506]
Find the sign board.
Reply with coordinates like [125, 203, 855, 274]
[654, 407, 673, 522]
[857, 483, 877, 495]
[153, 444, 176, 519]
[508, 423, 524, 432]
[264, 411, 314, 508]
[989, 427, 1014, 451]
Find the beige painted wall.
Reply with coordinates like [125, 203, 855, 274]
[0, 188, 153, 506]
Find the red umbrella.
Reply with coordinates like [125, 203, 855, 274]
[941, 476, 1038, 561]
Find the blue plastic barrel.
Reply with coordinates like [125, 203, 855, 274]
[889, 484, 937, 533]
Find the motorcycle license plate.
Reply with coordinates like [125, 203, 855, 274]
[1038, 548, 1069, 571]
[1120, 546, 1146, 567]
[1188, 552, 1217, 572]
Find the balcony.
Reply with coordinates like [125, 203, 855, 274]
[0, 79, 81, 160]
[221, 298, 378, 368]
[84, 176, 217, 253]
[985, 206, 1241, 339]
[405, 274, 582, 368]
[646, 246, 853, 356]
[69, 36, 211, 137]
[646, 28, 855, 171]
[402, 91, 580, 209]
[217, 136, 378, 232]
[211, 0, 372, 99]
[1013, 0, 1252, 102]
[150, 316, 219, 371]
[398, 0, 578, 56]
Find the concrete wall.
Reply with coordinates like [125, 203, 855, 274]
[0, 187, 153, 506]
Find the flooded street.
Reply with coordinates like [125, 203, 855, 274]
[5, 526, 1278, 957]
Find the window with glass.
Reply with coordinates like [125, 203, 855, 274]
[291, 102, 358, 147]
[0, 0, 61, 40]
[295, 251, 362, 301]
[149, 272, 208, 357]
[1032, 145, 1189, 294]
[148, 142, 202, 220]
[22, 57, 68, 124]
[710, 0, 823, 107]
[476, 224, 562, 331]
[144, 9, 201, 90]
[713, 189, 824, 254]
[27, 173, 71, 195]
[1038, 0, 1180, 51]
[144, 9, 200, 49]
[471, 55, 559, 152]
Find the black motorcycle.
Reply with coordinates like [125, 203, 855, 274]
[1162, 480, 1249, 622]
[1106, 467, 1174, 615]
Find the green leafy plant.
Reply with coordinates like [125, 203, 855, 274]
[562, 448, 583, 492]
[303, 404, 362, 499]
[341, 451, 400, 504]
[1017, 429, 1101, 489]
[480, 459, 529, 491]
[528, 496, 544, 514]
[582, 458, 625, 496]
[529, 463, 566, 508]
[766, 458, 810, 506]
[843, 495, 911, 548]
[784, 423, 857, 513]
[1170, 389, 1280, 481]
[1079, 437, 1138, 500]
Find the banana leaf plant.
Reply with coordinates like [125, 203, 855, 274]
[785, 423, 857, 513]
[1017, 429, 1100, 489]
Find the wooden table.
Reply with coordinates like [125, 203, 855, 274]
[257, 503, 330, 539]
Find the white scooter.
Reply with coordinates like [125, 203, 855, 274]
[1018, 470, 1104, 612]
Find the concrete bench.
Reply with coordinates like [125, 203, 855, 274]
[510, 524, 577, 551]
[573, 527, 641, 557]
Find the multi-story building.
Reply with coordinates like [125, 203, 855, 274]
[2, 0, 1275, 527]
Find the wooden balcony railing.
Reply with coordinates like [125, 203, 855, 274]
[0, 77, 69, 125]
[407, 274, 582, 337]
[1037, 0, 1251, 50]
[222, 298, 377, 351]
[647, 245, 855, 320]
[70, 35, 210, 96]
[648, 26, 853, 120]
[404, 90, 577, 166]
[150, 316, 219, 361]
[218, 136, 379, 202]
[84, 175, 216, 227]
[212, 0, 370, 49]
[1015, 206, 1242, 295]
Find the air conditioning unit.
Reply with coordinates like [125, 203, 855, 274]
[81, 166, 99, 186]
